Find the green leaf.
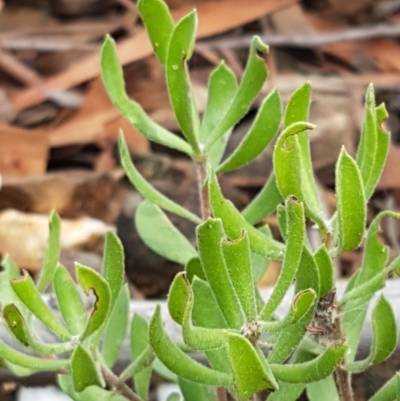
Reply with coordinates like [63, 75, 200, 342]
[284, 83, 325, 231]
[225, 332, 278, 400]
[149, 305, 232, 386]
[259, 289, 316, 333]
[137, 0, 174, 67]
[200, 62, 237, 167]
[185, 257, 206, 282]
[101, 36, 192, 155]
[168, 272, 190, 325]
[341, 211, 399, 361]
[166, 11, 200, 155]
[191, 277, 228, 329]
[346, 295, 397, 373]
[217, 89, 282, 174]
[242, 173, 283, 225]
[284, 82, 311, 127]
[314, 245, 334, 298]
[268, 247, 319, 364]
[119, 132, 201, 224]
[54, 264, 87, 336]
[0, 339, 69, 370]
[119, 313, 155, 383]
[36, 211, 61, 293]
[76, 264, 111, 341]
[268, 383, 305, 401]
[364, 102, 390, 199]
[178, 377, 218, 401]
[11, 271, 71, 341]
[369, 372, 400, 401]
[102, 231, 125, 312]
[335, 147, 366, 253]
[136, 200, 197, 265]
[131, 313, 153, 400]
[197, 218, 244, 329]
[261, 198, 305, 320]
[3, 302, 73, 355]
[306, 375, 340, 401]
[71, 344, 103, 392]
[222, 231, 257, 321]
[167, 394, 181, 401]
[209, 169, 285, 260]
[356, 84, 377, 195]
[206, 36, 269, 149]
[270, 340, 347, 383]
[101, 285, 129, 368]
[3, 304, 29, 347]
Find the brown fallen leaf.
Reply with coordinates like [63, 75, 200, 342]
[0, 124, 49, 176]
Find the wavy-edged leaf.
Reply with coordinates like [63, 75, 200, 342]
[197, 218, 244, 329]
[217, 89, 282, 174]
[268, 247, 319, 364]
[136, 200, 197, 265]
[101, 285, 129, 368]
[137, 0, 174, 67]
[54, 264, 87, 336]
[71, 344, 103, 392]
[201, 62, 237, 167]
[346, 295, 397, 373]
[259, 289, 316, 333]
[149, 305, 232, 386]
[242, 173, 283, 225]
[335, 147, 366, 253]
[166, 11, 200, 155]
[11, 271, 70, 341]
[102, 231, 125, 312]
[119, 132, 201, 224]
[171, 273, 231, 350]
[270, 340, 347, 383]
[3, 304, 71, 356]
[36, 211, 60, 293]
[222, 231, 257, 321]
[261, 198, 305, 320]
[206, 36, 269, 149]
[101, 36, 192, 155]
[341, 211, 398, 361]
[76, 264, 111, 341]
[284, 82, 325, 232]
[225, 332, 278, 400]
[209, 169, 285, 260]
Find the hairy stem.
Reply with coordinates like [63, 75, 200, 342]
[101, 365, 143, 401]
[333, 315, 354, 401]
[196, 158, 210, 220]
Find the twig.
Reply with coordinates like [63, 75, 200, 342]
[201, 23, 400, 50]
[101, 365, 143, 401]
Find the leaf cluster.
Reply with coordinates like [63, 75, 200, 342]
[0, 0, 398, 401]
